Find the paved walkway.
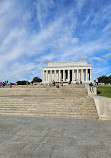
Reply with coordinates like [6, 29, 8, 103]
[0, 116, 111, 158]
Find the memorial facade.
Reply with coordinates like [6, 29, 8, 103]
[42, 61, 92, 83]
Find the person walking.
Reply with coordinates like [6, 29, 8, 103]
[1, 82, 4, 88]
[96, 78, 98, 87]
[10, 82, 12, 88]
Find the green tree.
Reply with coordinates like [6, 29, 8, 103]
[97, 75, 109, 84]
[16, 80, 29, 85]
[32, 77, 42, 83]
[108, 75, 111, 84]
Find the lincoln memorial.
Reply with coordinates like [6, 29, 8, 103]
[42, 61, 92, 83]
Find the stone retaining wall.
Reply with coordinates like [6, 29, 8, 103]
[93, 96, 111, 120]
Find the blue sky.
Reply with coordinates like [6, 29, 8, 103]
[0, 0, 111, 82]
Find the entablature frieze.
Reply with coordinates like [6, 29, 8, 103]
[43, 66, 92, 71]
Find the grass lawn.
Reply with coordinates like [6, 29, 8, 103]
[97, 86, 111, 98]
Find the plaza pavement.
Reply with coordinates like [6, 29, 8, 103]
[0, 116, 111, 158]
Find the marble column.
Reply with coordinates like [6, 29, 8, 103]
[68, 70, 70, 81]
[90, 69, 92, 81]
[77, 69, 79, 80]
[42, 70, 45, 82]
[74, 70, 76, 81]
[59, 70, 61, 82]
[54, 70, 56, 81]
[63, 70, 65, 81]
[86, 69, 88, 81]
[80, 69, 81, 81]
[78, 70, 80, 81]
[50, 70, 52, 81]
[81, 69, 83, 81]
[75, 70, 77, 81]
[56, 70, 59, 82]
[46, 70, 48, 82]
[72, 70, 74, 81]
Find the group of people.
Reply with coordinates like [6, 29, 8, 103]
[49, 79, 83, 87]
[76, 80, 82, 85]
[49, 80, 64, 87]
[0, 81, 12, 88]
[0, 81, 8, 88]
[89, 78, 99, 93]
[49, 78, 99, 93]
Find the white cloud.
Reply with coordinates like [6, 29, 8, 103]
[103, 22, 111, 31]
[91, 4, 111, 25]
[36, 0, 54, 29]
[103, 53, 111, 58]
[71, 38, 79, 43]
[92, 67, 109, 80]
[42, 53, 55, 61]
[58, 39, 110, 61]
[75, 0, 85, 13]
[90, 57, 103, 62]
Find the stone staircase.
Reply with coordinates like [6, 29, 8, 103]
[0, 85, 98, 119]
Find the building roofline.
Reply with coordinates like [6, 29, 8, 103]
[48, 60, 87, 64]
[43, 65, 93, 68]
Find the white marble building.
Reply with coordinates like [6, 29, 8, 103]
[42, 61, 92, 83]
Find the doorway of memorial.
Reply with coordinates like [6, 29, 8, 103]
[70, 70, 72, 82]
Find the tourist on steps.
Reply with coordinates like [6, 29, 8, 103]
[76, 80, 79, 85]
[52, 80, 55, 86]
[61, 79, 63, 86]
[89, 82, 93, 92]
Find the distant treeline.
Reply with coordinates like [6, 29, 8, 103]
[16, 77, 42, 85]
[95, 75, 111, 84]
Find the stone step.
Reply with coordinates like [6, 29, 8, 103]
[0, 102, 97, 106]
[0, 104, 96, 108]
[0, 105, 96, 109]
[0, 90, 87, 92]
[0, 90, 86, 92]
[0, 102, 95, 106]
[0, 111, 97, 116]
[0, 88, 87, 91]
[0, 107, 97, 111]
[0, 84, 98, 119]
[1, 85, 86, 88]
[0, 95, 89, 98]
[0, 110, 98, 116]
[0, 90, 86, 93]
[0, 98, 94, 102]
[0, 85, 85, 89]
[0, 100, 95, 104]
[0, 108, 97, 113]
[0, 94, 88, 97]
[0, 101, 94, 104]
[0, 99, 96, 103]
[0, 112, 98, 119]
[0, 88, 88, 96]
